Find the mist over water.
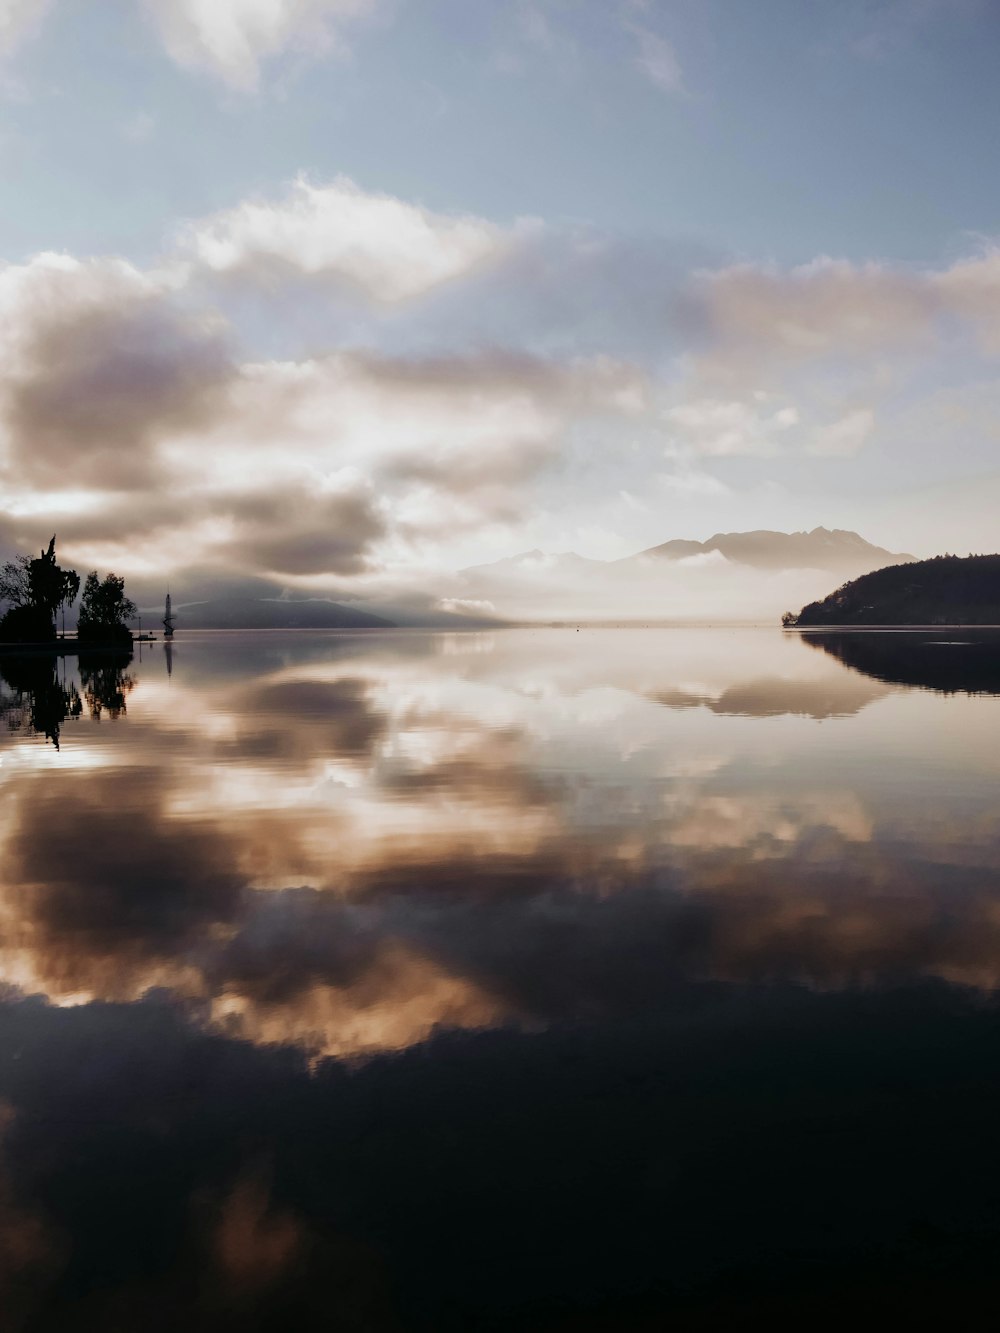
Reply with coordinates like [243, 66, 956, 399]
[2, 627, 1000, 1328]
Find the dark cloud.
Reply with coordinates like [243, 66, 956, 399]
[4, 768, 245, 996]
[234, 677, 388, 759]
[222, 487, 387, 576]
[4, 274, 233, 491]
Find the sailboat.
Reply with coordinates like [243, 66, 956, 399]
[164, 592, 176, 639]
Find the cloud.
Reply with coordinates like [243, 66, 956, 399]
[182, 175, 521, 303]
[806, 407, 875, 457]
[0, 253, 232, 491]
[219, 478, 387, 575]
[0, 183, 646, 587]
[142, 0, 377, 92]
[0, 258, 641, 581]
[693, 250, 1000, 381]
[665, 395, 799, 457]
[630, 24, 684, 94]
[696, 257, 936, 377]
[0, 0, 52, 57]
[7, 182, 1000, 586]
[160, 347, 645, 573]
[661, 247, 1000, 469]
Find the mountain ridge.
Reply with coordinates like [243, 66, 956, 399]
[172, 597, 395, 631]
[625, 526, 915, 571]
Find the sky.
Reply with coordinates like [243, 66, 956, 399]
[1, 0, 1000, 611]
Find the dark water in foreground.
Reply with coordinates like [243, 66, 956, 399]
[2, 627, 1000, 1330]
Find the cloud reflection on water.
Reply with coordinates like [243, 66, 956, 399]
[2, 629, 1000, 1060]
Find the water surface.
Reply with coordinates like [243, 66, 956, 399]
[2, 628, 1000, 1329]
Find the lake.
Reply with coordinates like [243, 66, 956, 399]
[2, 626, 1000, 1329]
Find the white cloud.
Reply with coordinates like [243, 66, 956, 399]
[0, 0, 52, 56]
[183, 175, 521, 302]
[0, 242, 644, 584]
[666, 247, 1000, 468]
[142, 0, 375, 91]
[630, 25, 684, 94]
[665, 397, 799, 457]
[438, 597, 497, 616]
[807, 408, 875, 457]
[8, 181, 1000, 589]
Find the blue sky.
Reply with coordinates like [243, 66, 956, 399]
[1, 0, 999, 604]
[7, 0, 999, 263]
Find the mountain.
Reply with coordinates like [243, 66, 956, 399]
[626, 527, 914, 574]
[446, 527, 916, 624]
[174, 597, 394, 630]
[788, 555, 1000, 626]
[150, 529, 915, 631]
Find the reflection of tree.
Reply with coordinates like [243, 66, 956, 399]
[0, 650, 134, 745]
[806, 630, 1000, 696]
[0, 656, 81, 748]
[79, 653, 135, 720]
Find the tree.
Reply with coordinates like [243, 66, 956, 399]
[0, 537, 79, 644]
[61, 567, 81, 614]
[0, 554, 32, 610]
[28, 537, 66, 622]
[77, 572, 137, 644]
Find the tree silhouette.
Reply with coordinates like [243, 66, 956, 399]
[79, 653, 135, 720]
[0, 537, 80, 643]
[77, 572, 137, 645]
[0, 655, 82, 748]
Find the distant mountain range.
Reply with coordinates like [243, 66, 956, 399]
[624, 527, 914, 573]
[463, 527, 913, 582]
[447, 527, 916, 624]
[175, 597, 393, 631]
[161, 528, 917, 629]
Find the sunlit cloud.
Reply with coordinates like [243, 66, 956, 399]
[3, 175, 1000, 597]
[142, 0, 378, 91]
[182, 174, 527, 302]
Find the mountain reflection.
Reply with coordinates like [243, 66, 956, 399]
[805, 628, 1000, 695]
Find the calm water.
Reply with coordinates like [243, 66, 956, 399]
[2, 627, 1000, 1329]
